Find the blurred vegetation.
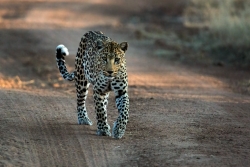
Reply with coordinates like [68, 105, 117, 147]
[185, 0, 250, 68]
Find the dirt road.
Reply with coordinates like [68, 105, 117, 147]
[0, 1, 250, 166]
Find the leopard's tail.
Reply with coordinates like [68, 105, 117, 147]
[55, 44, 75, 81]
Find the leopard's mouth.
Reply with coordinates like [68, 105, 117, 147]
[106, 76, 115, 80]
[105, 75, 115, 80]
[103, 71, 117, 78]
[104, 74, 115, 80]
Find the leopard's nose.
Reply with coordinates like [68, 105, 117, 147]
[107, 71, 113, 74]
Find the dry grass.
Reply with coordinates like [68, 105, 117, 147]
[209, 1, 250, 47]
[0, 76, 34, 89]
[185, 0, 250, 67]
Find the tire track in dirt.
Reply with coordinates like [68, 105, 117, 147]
[0, 89, 130, 166]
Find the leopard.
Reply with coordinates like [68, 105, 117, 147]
[55, 31, 129, 139]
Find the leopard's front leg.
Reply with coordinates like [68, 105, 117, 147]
[112, 80, 129, 139]
[93, 91, 111, 136]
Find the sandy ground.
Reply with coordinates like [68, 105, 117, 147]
[0, 0, 250, 166]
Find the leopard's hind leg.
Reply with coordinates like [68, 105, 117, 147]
[76, 78, 92, 125]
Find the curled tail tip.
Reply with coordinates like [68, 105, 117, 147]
[56, 44, 69, 56]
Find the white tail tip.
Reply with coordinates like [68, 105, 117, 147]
[56, 44, 69, 56]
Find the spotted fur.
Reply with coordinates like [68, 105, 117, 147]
[55, 31, 129, 139]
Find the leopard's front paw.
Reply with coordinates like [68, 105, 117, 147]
[78, 117, 93, 125]
[112, 121, 126, 139]
[97, 130, 111, 136]
[97, 124, 111, 136]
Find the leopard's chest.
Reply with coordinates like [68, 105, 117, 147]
[93, 76, 113, 94]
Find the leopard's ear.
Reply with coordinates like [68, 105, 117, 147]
[119, 42, 128, 52]
[97, 40, 104, 50]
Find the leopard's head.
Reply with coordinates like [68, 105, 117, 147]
[97, 41, 128, 77]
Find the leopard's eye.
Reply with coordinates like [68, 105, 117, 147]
[115, 57, 120, 63]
